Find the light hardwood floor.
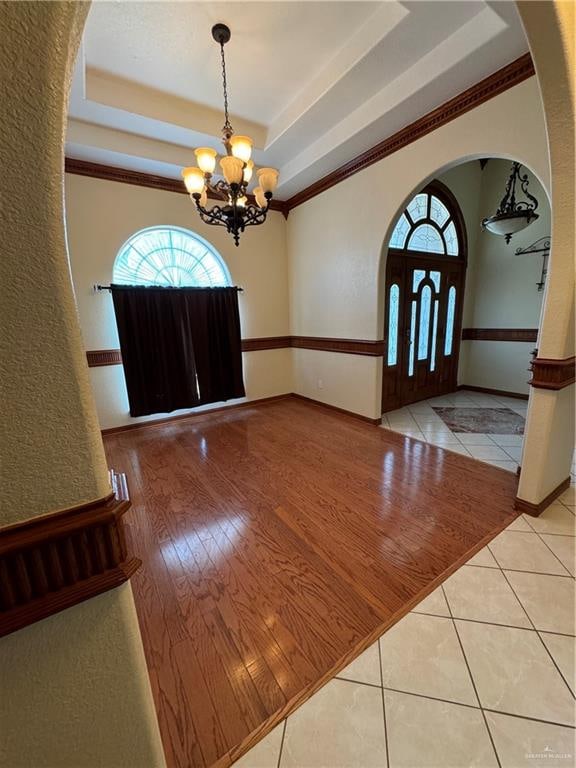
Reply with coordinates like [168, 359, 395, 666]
[104, 397, 519, 768]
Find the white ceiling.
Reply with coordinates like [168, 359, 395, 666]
[67, 1, 530, 200]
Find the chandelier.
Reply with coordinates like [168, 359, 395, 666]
[181, 24, 279, 246]
[481, 162, 539, 244]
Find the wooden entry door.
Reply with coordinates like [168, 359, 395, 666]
[382, 183, 467, 412]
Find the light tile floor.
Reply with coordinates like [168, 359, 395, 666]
[380, 389, 528, 473]
[233, 490, 576, 768]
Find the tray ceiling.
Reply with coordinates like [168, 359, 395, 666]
[67, 1, 529, 199]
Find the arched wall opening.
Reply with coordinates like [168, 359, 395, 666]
[377, 154, 553, 485]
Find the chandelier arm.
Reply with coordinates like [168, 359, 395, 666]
[206, 179, 229, 201]
[242, 204, 269, 227]
[518, 171, 539, 213]
[195, 202, 228, 227]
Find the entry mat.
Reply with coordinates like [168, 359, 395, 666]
[432, 407, 525, 435]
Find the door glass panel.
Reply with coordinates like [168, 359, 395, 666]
[407, 193, 428, 222]
[408, 301, 417, 376]
[417, 285, 432, 360]
[407, 224, 444, 254]
[430, 300, 439, 372]
[389, 214, 411, 249]
[430, 270, 441, 292]
[430, 196, 450, 227]
[412, 269, 426, 292]
[387, 284, 399, 366]
[444, 221, 459, 255]
[445, 286, 456, 355]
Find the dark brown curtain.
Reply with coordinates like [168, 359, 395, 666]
[111, 285, 245, 417]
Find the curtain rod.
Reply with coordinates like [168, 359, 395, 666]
[93, 284, 243, 292]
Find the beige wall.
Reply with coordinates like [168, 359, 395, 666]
[516, 0, 575, 504]
[0, 4, 165, 766]
[439, 160, 549, 395]
[65, 174, 292, 429]
[287, 77, 550, 416]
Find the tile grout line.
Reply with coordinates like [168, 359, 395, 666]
[440, 584, 503, 768]
[276, 718, 287, 768]
[499, 566, 576, 702]
[530, 526, 575, 578]
[377, 636, 391, 768]
[411, 610, 576, 637]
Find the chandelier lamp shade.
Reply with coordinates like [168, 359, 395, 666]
[481, 161, 539, 244]
[182, 23, 279, 246]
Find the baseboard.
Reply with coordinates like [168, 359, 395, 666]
[458, 384, 529, 401]
[101, 394, 292, 435]
[101, 392, 381, 435]
[291, 393, 381, 425]
[514, 477, 571, 517]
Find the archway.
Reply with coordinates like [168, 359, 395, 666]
[380, 156, 551, 477]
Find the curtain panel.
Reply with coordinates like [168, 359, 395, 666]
[111, 285, 245, 417]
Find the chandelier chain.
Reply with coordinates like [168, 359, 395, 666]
[219, 41, 233, 138]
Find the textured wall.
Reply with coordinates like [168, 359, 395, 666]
[65, 173, 292, 428]
[0, 1, 110, 526]
[517, 0, 575, 502]
[0, 4, 165, 765]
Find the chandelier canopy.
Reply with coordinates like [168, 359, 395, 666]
[181, 24, 279, 246]
[481, 162, 539, 244]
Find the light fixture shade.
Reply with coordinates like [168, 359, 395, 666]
[220, 155, 244, 185]
[253, 186, 267, 209]
[182, 167, 206, 194]
[230, 135, 253, 163]
[482, 212, 539, 238]
[257, 167, 279, 194]
[194, 147, 217, 174]
[243, 159, 254, 184]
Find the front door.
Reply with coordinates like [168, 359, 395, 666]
[382, 183, 466, 412]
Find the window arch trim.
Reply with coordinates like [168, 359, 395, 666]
[112, 225, 232, 288]
[388, 181, 467, 261]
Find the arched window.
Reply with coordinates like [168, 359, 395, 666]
[389, 191, 460, 256]
[113, 226, 231, 287]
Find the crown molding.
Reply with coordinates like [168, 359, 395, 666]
[64, 158, 289, 217]
[285, 53, 535, 210]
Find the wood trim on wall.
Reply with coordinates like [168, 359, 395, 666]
[285, 53, 535, 210]
[86, 329, 539, 368]
[240, 336, 292, 352]
[65, 158, 289, 217]
[515, 476, 571, 517]
[86, 349, 123, 367]
[529, 356, 576, 390]
[87, 336, 386, 367]
[0, 470, 140, 637]
[457, 384, 529, 400]
[462, 328, 538, 342]
[290, 393, 382, 425]
[290, 336, 385, 356]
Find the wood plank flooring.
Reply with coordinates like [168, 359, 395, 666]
[104, 397, 519, 768]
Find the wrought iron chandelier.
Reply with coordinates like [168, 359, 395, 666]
[181, 24, 279, 246]
[481, 162, 539, 243]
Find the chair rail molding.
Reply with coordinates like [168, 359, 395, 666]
[0, 470, 140, 637]
[529, 356, 576, 390]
